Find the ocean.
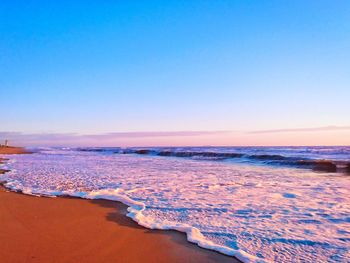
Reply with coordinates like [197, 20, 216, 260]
[1, 146, 350, 262]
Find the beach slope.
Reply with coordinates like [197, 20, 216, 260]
[0, 188, 238, 263]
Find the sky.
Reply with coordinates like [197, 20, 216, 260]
[1, 1, 350, 146]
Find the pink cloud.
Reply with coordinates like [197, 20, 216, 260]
[0, 131, 229, 147]
[248, 125, 350, 134]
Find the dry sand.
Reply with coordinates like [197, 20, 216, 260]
[0, 148, 239, 263]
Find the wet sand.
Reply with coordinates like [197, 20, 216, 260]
[0, 186, 238, 263]
[0, 146, 239, 262]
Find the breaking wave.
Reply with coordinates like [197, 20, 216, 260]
[80, 147, 350, 173]
[1, 147, 350, 262]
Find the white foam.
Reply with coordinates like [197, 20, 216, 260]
[0, 176, 263, 263]
[1, 149, 349, 262]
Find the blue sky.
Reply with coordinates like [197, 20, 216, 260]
[1, 1, 349, 146]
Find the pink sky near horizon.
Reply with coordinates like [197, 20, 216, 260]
[2, 128, 349, 147]
[96, 131, 350, 147]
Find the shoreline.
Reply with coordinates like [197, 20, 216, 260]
[0, 146, 32, 154]
[0, 151, 240, 263]
[0, 186, 238, 263]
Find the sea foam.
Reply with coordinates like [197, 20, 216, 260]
[1, 148, 349, 262]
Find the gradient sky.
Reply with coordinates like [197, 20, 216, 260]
[1, 1, 350, 146]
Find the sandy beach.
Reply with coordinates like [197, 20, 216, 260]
[0, 188, 237, 263]
[0, 146, 31, 154]
[0, 147, 238, 263]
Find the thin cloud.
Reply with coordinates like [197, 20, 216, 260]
[0, 130, 230, 146]
[249, 125, 350, 134]
[85, 131, 229, 139]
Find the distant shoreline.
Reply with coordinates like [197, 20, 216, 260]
[0, 146, 32, 154]
[0, 146, 32, 174]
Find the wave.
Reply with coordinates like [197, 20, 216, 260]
[2, 148, 349, 262]
[112, 148, 350, 174]
[0, 162, 264, 263]
[77, 147, 121, 153]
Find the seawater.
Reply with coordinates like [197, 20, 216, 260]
[1, 147, 350, 262]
